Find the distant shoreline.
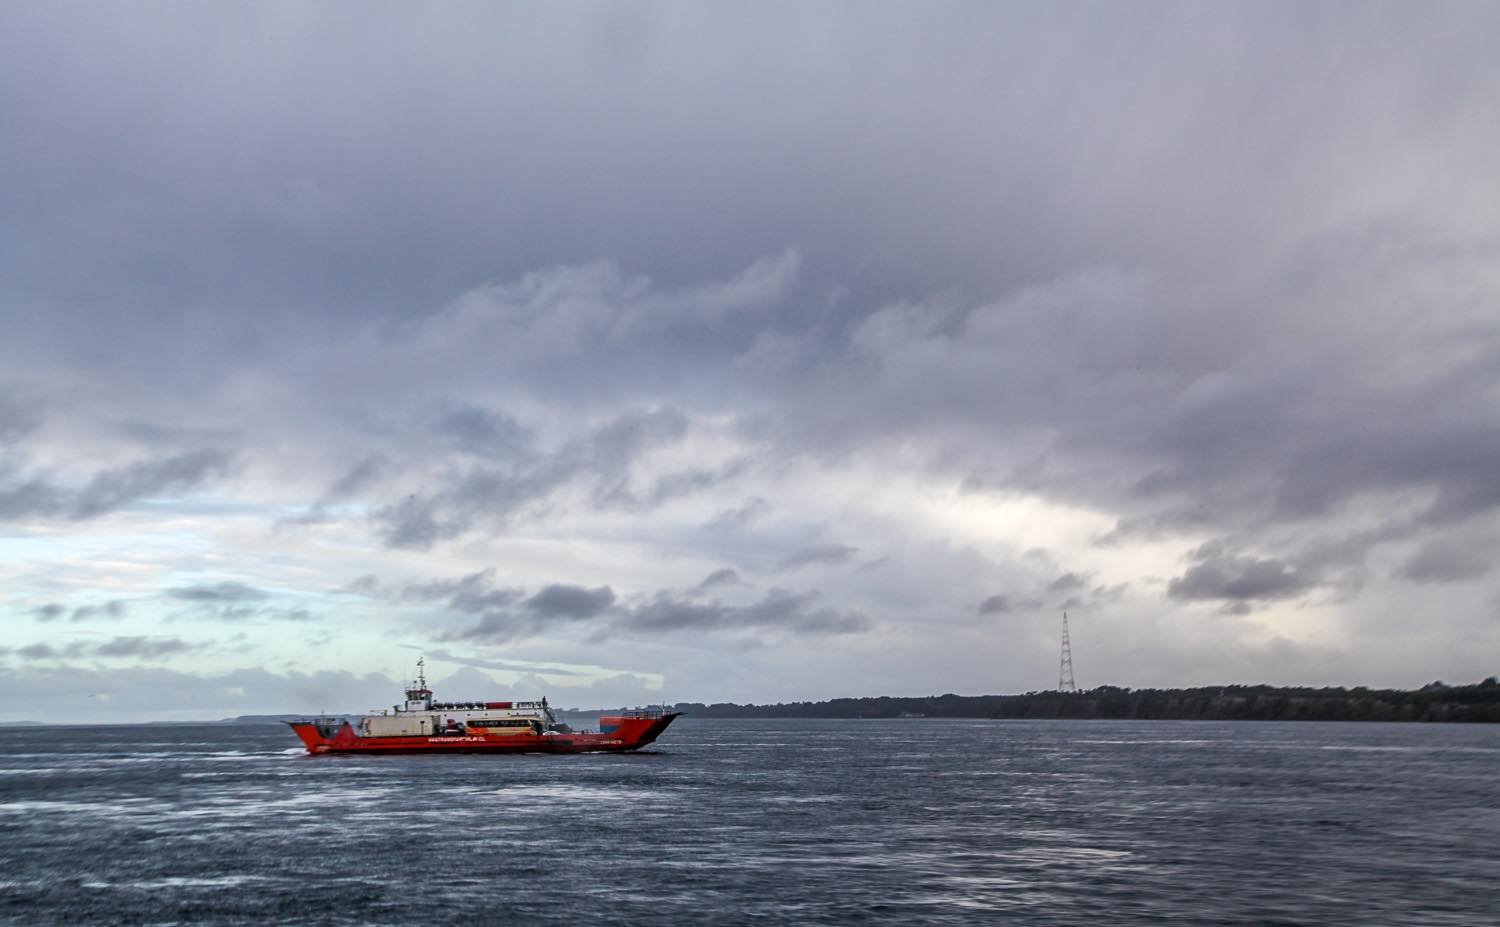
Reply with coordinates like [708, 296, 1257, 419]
[652, 679, 1500, 724]
[4, 679, 1497, 726]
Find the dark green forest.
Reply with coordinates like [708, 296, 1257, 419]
[662, 678, 1500, 723]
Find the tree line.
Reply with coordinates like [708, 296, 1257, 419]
[662, 678, 1500, 723]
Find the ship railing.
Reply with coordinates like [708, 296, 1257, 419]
[292, 716, 348, 737]
[615, 706, 672, 719]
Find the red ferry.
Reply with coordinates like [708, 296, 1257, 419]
[287, 659, 680, 755]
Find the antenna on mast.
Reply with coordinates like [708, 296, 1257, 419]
[1058, 612, 1077, 693]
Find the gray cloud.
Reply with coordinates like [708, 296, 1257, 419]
[708, 497, 769, 529]
[626, 588, 869, 635]
[1399, 539, 1494, 585]
[697, 568, 740, 590]
[402, 568, 523, 614]
[0, 472, 63, 521]
[1167, 543, 1318, 606]
[3, 4, 1499, 702]
[15, 642, 62, 660]
[340, 574, 381, 596]
[977, 592, 1048, 616]
[168, 582, 269, 603]
[443, 572, 866, 642]
[416, 575, 619, 642]
[162, 582, 311, 623]
[631, 458, 752, 510]
[523, 584, 616, 620]
[777, 544, 859, 571]
[437, 405, 533, 460]
[0, 388, 42, 443]
[71, 450, 234, 519]
[31, 600, 128, 622]
[93, 636, 197, 658]
[978, 595, 1012, 615]
[5, 636, 199, 661]
[326, 456, 387, 499]
[1047, 572, 1090, 594]
[0, 450, 232, 522]
[283, 455, 391, 527]
[374, 407, 693, 548]
[193, 606, 311, 623]
[72, 601, 129, 622]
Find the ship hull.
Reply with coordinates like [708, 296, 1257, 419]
[288, 713, 681, 755]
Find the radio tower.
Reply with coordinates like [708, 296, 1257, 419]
[1058, 612, 1077, 692]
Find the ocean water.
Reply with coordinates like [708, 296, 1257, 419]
[1, 718, 1496, 925]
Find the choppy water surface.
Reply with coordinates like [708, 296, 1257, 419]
[1, 719, 1496, 925]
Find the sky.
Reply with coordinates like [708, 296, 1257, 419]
[2, 2, 1498, 722]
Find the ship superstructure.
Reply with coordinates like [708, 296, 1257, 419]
[287, 659, 680, 755]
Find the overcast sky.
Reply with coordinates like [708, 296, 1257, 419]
[3, 2, 1498, 721]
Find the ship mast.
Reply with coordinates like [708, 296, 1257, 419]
[403, 656, 433, 710]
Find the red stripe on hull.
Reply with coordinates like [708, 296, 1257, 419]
[288, 714, 680, 755]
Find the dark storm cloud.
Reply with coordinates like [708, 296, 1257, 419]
[0, 4, 1345, 331]
[2, 3, 1491, 571]
[168, 581, 268, 603]
[1119, 353, 1500, 538]
[777, 544, 859, 571]
[1167, 543, 1318, 605]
